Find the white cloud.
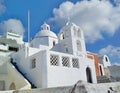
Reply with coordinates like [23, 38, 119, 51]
[113, 62, 120, 66]
[114, 0, 120, 6]
[0, 19, 25, 36]
[49, 0, 120, 43]
[0, 0, 6, 14]
[99, 45, 120, 64]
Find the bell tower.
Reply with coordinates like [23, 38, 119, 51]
[58, 22, 87, 57]
[41, 22, 50, 31]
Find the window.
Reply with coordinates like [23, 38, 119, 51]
[47, 26, 49, 30]
[53, 41, 56, 46]
[41, 27, 43, 30]
[31, 58, 36, 68]
[73, 26, 77, 36]
[77, 29, 81, 37]
[9, 47, 18, 52]
[66, 48, 68, 53]
[60, 33, 65, 40]
[72, 58, 79, 68]
[105, 57, 108, 62]
[9, 82, 16, 90]
[86, 67, 92, 83]
[64, 43, 68, 53]
[63, 34, 65, 39]
[50, 55, 59, 66]
[62, 56, 69, 67]
[99, 65, 103, 76]
[0, 81, 5, 90]
[108, 90, 110, 93]
[73, 26, 81, 38]
[76, 40, 82, 51]
[65, 30, 69, 37]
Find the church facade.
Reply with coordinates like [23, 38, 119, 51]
[12, 22, 98, 88]
[0, 21, 111, 91]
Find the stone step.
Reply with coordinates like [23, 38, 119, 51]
[97, 76, 111, 83]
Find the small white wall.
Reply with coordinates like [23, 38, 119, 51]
[12, 45, 48, 88]
[7, 62, 31, 90]
[25, 51, 47, 88]
[0, 56, 31, 91]
[45, 50, 97, 88]
[6, 32, 23, 44]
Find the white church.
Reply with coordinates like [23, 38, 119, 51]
[0, 21, 112, 91]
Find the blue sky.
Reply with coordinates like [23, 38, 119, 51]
[0, 0, 120, 65]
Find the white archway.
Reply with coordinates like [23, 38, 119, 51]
[9, 82, 16, 90]
[86, 67, 92, 83]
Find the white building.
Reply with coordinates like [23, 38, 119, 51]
[12, 22, 97, 88]
[0, 32, 31, 91]
[0, 20, 114, 92]
[99, 55, 111, 68]
[6, 31, 23, 45]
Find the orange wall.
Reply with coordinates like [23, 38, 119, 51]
[87, 53, 101, 77]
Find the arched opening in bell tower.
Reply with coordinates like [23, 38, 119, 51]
[76, 40, 82, 51]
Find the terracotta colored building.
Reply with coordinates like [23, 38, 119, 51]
[87, 52, 104, 77]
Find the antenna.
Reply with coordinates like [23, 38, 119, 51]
[67, 16, 70, 22]
[27, 10, 30, 57]
[28, 10, 30, 45]
[66, 16, 71, 25]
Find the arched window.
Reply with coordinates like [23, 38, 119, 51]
[9, 82, 16, 90]
[66, 48, 68, 53]
[77, 29, 81, 37]
[73, 26, 77, 36]
[99, 66, 103, 76]
[53, 41, 56, 46]
[76, 40, 82, 51]
[60, 33, 65, 40]
[31, 58, 36, 69]
[47, 26, 49, 30]
[105, 57, 108, 62]
[74, 31, 76, 36]
[108, 90, 110, 93]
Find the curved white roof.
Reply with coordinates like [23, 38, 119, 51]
[35, 30, 57, 38]
[35, 23, 57, 38]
